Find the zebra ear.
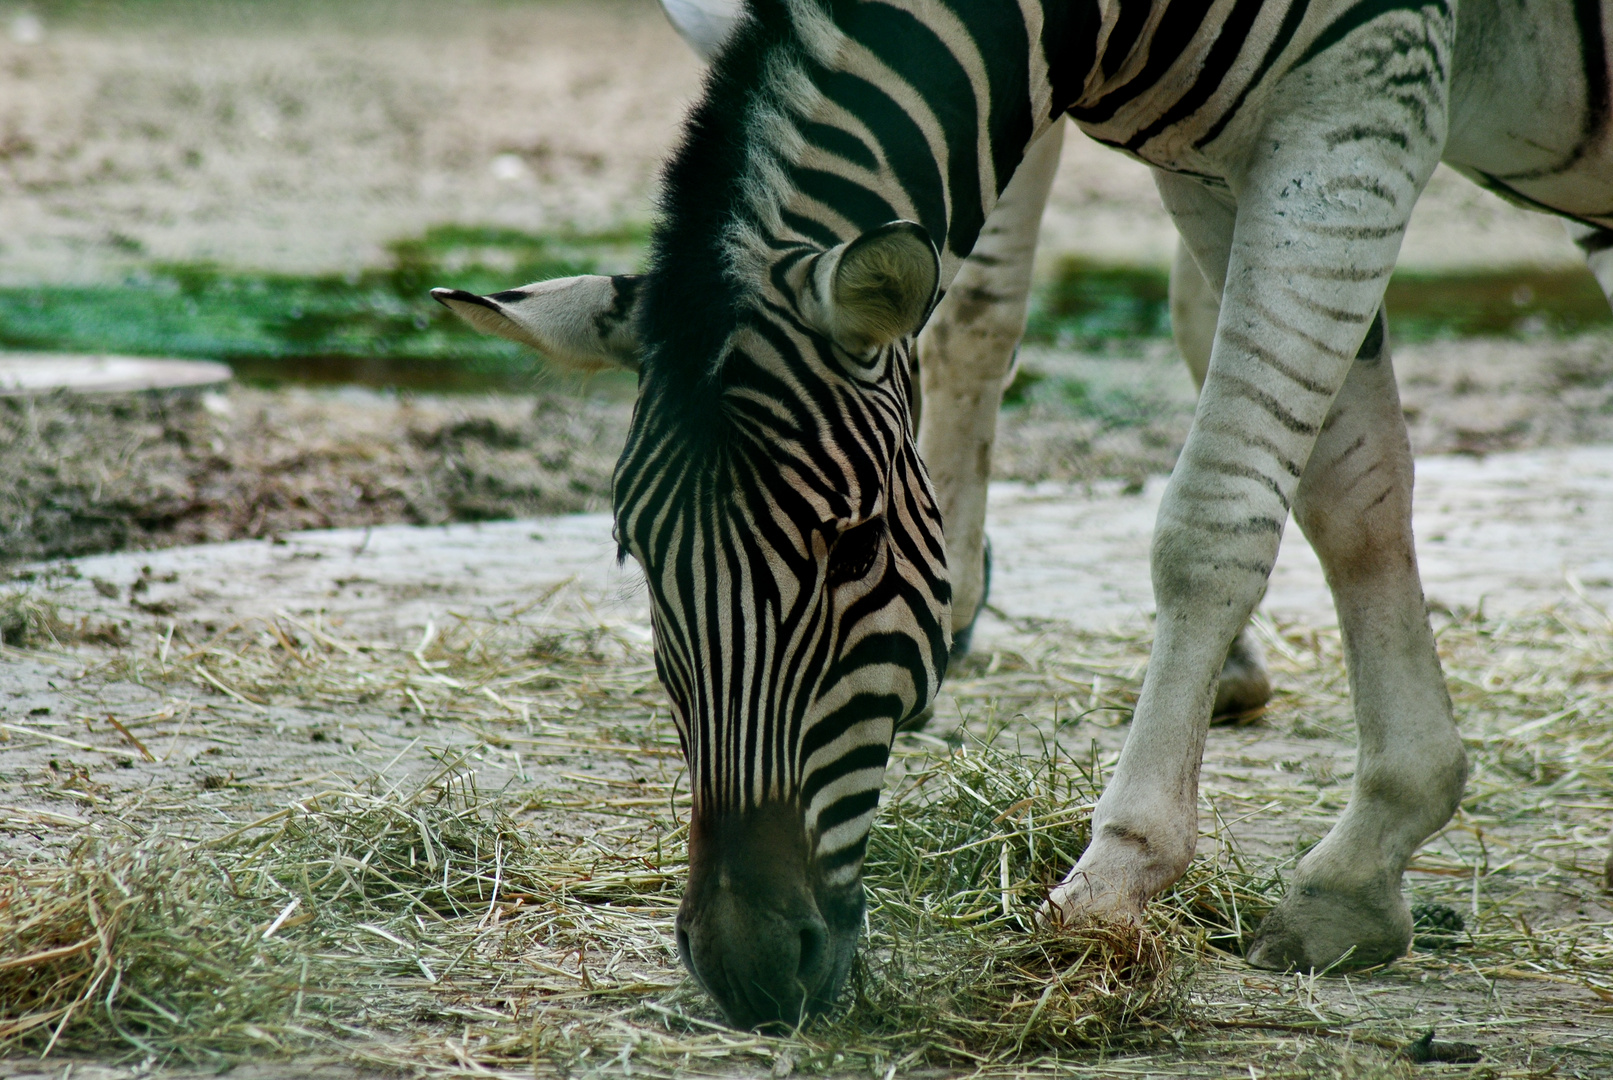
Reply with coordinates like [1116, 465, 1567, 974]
[430, 275, 642, 372]
[804, 221, 940, 362]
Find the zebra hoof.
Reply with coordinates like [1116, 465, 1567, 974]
[1246, 884, 1412, 973]
[1212, 624, 1272, 724]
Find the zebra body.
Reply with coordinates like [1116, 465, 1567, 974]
[436, 0, 1613, 1028]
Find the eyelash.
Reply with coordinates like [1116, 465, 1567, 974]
[827, 517, 885, 584]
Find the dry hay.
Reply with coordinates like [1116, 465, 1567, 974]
[1, 582, 1611, 1076]
[0, 834, 310, 1058]
[0, 733, 1218, 1073]
[0, 586, 127, 650]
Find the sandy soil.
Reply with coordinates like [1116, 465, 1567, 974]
[0, 0, 1582, 289]
[2, 443, 1611, 1073]
[9, 328, 1613, 566]
[0, 382, 624, 563]
[0, 0, 701, 284]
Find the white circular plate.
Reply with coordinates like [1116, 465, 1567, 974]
[0, 354, 232, 396]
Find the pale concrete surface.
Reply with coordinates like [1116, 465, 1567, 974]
[0, 355, 231, 395]
[46, 511, 649, 640]
[37, 445, 1613, 642]
[979, 444, 1613, 638]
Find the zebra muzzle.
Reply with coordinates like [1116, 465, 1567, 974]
[675, 800, 863, 1031]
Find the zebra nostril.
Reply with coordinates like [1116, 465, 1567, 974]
[675, 924, 696, 980]
[796, 920, 829, 988]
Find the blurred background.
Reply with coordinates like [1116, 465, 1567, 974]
[3, 0, 1611, 564]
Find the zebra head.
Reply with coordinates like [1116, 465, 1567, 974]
[433, 220, 951, 1029]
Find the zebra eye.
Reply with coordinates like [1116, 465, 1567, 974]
[827, 517, 886, 585]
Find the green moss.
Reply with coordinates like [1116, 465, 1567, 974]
[1025, 259, 1171, 347]
[1025, 256, 1612, 348]
[0, 225, 649, 389]
[1383, 267, 1612, 340]
[1, 231, 1607, 391]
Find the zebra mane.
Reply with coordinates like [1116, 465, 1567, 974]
[637, 0, 842, 397]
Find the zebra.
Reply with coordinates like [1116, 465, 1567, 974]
[435, 0, 1613, 1030]
[659, 0, 1277, 714]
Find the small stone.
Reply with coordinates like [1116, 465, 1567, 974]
[1404, 1028, 1482, 1064]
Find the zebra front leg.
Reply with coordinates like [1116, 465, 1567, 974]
[915, 121, 1064, 666]
[1047, 173, 1265, 923]
[1244, 310, 1465, 970]
[1054, 18, 1457, 942]
[1170, 242, 1273, 721]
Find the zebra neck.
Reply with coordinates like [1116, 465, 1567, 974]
[750, 0, 1073, 282]
[643, 0, 1077, 370]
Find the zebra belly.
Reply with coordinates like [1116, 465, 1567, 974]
[1444, 0, 1613, 224]
[1063, 0, 1613, 223]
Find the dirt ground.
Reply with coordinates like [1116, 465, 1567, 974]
[2, 459, 1612, 1075]
[9, 327, 1613, 566]
[3, 1, 1613, 1075]
[0, 0, 1583, 287]
[0, 381, 625, 563]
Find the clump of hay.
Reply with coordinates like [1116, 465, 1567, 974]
[841, 730, 1245, 1061]
[0, 766, 571, 1062]
[0, 580, 128, 650]
[0, 589, 76, 650]
[0, 837, 304, 1059]
[228, 763, 537, 921]
[0, 760, 690, 1065]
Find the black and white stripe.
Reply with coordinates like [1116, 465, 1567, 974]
[625, 0, 1388, 870]
[441, 0, 1613, 1026]
[617, 235, 949, 880]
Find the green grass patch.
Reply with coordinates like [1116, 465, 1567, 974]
[1026, 256, 1612, 349]
[0, 225, 648, 390]
[2, 235, 1608, 390]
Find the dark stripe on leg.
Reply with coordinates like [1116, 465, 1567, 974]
[1574, 227, 1613, 256]
[1355, 309, 1386, 363]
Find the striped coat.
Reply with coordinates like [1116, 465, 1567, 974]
[438, 0, 1613, 1030]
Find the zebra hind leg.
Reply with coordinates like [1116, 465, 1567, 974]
[898, 538, 989, 734]
[1214, 625, 1270, 721]
[1244, 311, 1466, 971]
[899, 126, 1062, 735]
[1566, 221, 1613, 891]
[1169, 241, 1273, 723]
[945, 535, 991, 666]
